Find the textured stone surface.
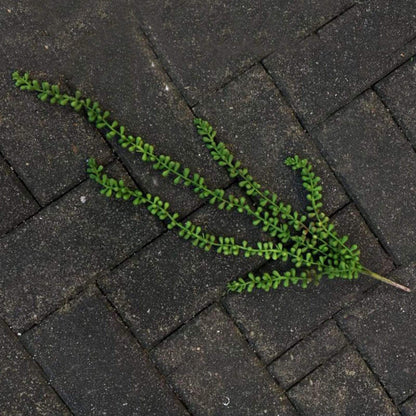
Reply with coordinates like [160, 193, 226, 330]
[402, 395, 416, 416]
[337, 264, 416, 403]
[153, 305, 297, 416]
[264, 0, 416, 127]
[1, 1, 416, 414]
[2, 1, 227, 215]
[135, 0, 354, 104]
[0, 72, 113, 206]
[194, 65, 348, 215]
[0, 162, 163, 332]
[61, 15, 229, 217]
[311, 90, 416, 264]
[224, 204, 393, 363]
[0, 319, 71, 416]
[269, 320, 348, 389]
[99, 186, 267, 348]
[288, 347, 400, 416]
[375, 58, 416, 148]
[0, 157, 39, 235]
[22, 288, 188, 416]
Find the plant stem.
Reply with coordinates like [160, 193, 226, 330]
[361, 268, 411, 292]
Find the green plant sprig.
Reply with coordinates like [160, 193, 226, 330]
[87, 158, 350, 292]
[86, 158, 315, 267]
[12, 71, 411, 293]
[11, 71, 323, 266]
[194, 120, 356, 263]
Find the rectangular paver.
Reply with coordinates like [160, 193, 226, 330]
[194, 64, 348, 215]
[375, 58, 416, 149]
[0, 157, 39, 235]
[0, 318, 71, 416]
[0, 162, 163, 332]
[135, 0, 354, 105]
[21, 287, 189, 416]
[337, 264, 416, 403]
[99, 186, 267, 348]
[288, 347, 400, 416]
[224, 204, 393, 363]
[311, 90, 416, 264]
[153, 305, 298, 416]
[269, 320, 348, 390]
[264, 0, 416, 127]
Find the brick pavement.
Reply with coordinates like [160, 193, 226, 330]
[1, 1, 416, 415]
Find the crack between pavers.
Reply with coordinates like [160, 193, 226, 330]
[372, 84, 416, 155]
[334, 323, 405, 412]
[265, 315, 340, 369]
[148, 301, 218, 355]
[130, 12, 201, 112]
[0, 148, 42, 208]
[399, 392, 416, 407]
[19, 285, 91, 336]
[6, 323, 77, 415]
[281, 343, 351, 393]
[304, 2, 357, 40]
[0, 156, 116, 240]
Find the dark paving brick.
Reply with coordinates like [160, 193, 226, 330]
[0, 162, 163, 332]
[194, 65, 348, 215]
[135, 0, 354, 105]
[375, 57, 416, 148]
[21, 288, 189, 416]
[60, 15, 229, 217]
[311, 90, 416, 264]
[1, 5, 113, 206]
[224, 204, 393, 363]
[99, 186, 267, 348]
[337, 264, 416, 403]
[288, 347, 400, 416]
[0, 319, 71, 416]
[264, 0, 416, 127]
[402, 395, 416, 416]
[153, 305, 297, 416]
[0, 73, 112, 206]
[269, 320, 348, 390]
[0, 157, 39, 235]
